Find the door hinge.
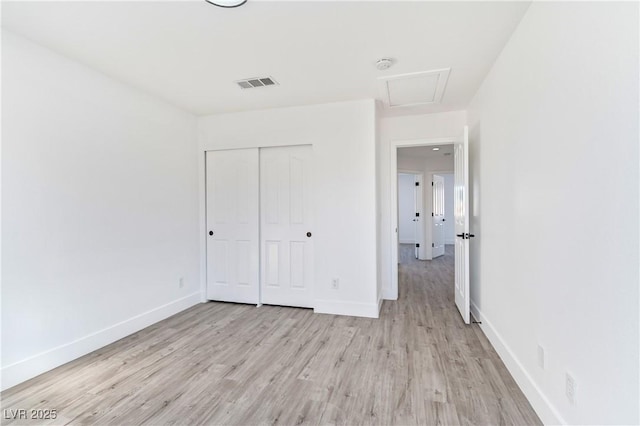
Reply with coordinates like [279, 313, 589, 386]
[415, 243, 420, 248]
[432, 243, 435, 247]
[431, 212, 434, 216]
[431, 182, 434, 186]
[415, 182, 420, 186]
[415, 212, 420, 217]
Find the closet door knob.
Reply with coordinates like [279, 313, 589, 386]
[306, 232, 312, 238]
[209, 231, 214, 236]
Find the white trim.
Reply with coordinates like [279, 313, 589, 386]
[198, 149, 207, 303]
[314, 300, 380, 318]
[470, 301, 566, 425]
[388, 136, 460, 301]
[382, 290, 398, 301]
[1, 293, 201, 391]
[378, 297, 384, 316]
[399, 239, 415, 244]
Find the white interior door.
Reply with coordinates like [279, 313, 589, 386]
[206, 149, 259, 304]
[454, 127, 471, 324]
[432, 174, 445, 258]
[397, 173, 417, 245]
[414, 174, 424, 259]
[260, 145, 314, 308]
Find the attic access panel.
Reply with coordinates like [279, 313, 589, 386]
[379, 68, 450, 108]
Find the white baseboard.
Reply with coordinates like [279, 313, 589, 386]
[382, 287, 398, 301]
[315, 299, 379, 318]
[399, 239, 415, 245]
[1, 292, 201, 391]
[470, 301, 566, 425]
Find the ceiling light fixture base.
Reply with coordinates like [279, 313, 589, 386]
[204, 0, 247, 8]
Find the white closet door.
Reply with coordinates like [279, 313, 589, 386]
[206, 149, 259, 304]
[260, 145, 314, 308]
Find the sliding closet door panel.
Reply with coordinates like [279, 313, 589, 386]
[206, 149, 259, 304]
[260, 145, 314, 308]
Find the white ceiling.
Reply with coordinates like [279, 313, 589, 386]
[399, 144, 454, 159]
[1, 1, 530, 116]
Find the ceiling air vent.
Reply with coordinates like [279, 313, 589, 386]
[236, 76, 278, 89]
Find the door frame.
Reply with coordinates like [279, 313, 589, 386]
[389, 136, 459, 300]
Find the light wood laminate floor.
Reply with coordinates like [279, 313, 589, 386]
[1, 245, 540, 425]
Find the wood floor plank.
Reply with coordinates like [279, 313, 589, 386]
[1, 244, 540, 425]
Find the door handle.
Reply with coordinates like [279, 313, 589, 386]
[209, 231, 214, 236]
[457, 233, 475, 239]
[306, 232, 312, 238]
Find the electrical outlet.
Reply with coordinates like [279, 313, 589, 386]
[566, 373, 577, 405]
[331, 278, 339, 290]
[537, 345, 545, 369]
[178, 277, 184, 288]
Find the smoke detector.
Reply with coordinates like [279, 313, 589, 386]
[376, 58, 394, 71]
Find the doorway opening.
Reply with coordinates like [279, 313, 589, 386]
[389, 128, 470, 324]
[396, 146, 454, 303]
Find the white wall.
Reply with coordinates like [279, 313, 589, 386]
[442, 173, 454, 244]
[467, 2, 639, 424]
[397, 174, 416, 244]
[197, 100, 379, 318]
[379, 111, 465, 298]
[1, 31, 201, 390]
